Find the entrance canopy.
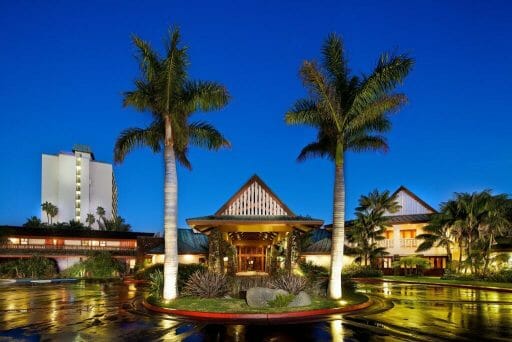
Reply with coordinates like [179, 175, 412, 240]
[186, 175, 323, 235]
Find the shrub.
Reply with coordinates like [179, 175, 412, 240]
[441, 269, 512, 283]
[62, 252, 125, 278]
[182, 271, 230, 298]
[134, 263, 163, 280]
[297, 261, 329, 296]
[149, 269, 164, 299]
[135, 263, 206, 291]
[342, 264, 383, 279]
[177, 263, 207, 290]
[267, 293, 295, 308]
[0, 255, 57, 279]
[269, 271, 307, 295]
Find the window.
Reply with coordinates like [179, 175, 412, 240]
[400, 229, 416, 239]
[100, 241, 106, 247]
[81, 240, 89, 246]
[20, 238, 28, 245]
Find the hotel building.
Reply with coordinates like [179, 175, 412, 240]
[41, 145, 117, 228]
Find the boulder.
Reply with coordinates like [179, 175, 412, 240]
[288, 291, 311, 307]
[246, 287, 289, 308]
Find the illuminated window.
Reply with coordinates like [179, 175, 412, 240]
[400, 229, 416, 239]
[100, 241, 106, 247]
[20, 238, 28, 245]
[81, 240, 89, 246]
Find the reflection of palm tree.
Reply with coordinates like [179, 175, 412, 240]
[114, 27, 230, 300]
[285, 33, 413, 299]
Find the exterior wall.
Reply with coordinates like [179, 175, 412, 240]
[41, 149, 115, 229]
[57, 154, 76, 223]
[89, 161, 114, 224]
[377, 223, 447, 257]
[386, 190, 434, 216]
[41, 154, 59, 222]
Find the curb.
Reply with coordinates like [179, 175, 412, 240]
[360, 278, 512, 293]
[142, 298, 372, 323]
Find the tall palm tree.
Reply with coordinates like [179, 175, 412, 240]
[285, 34, 413, 299]
[41, 201, 52, 224]
[114, 27, 230, 300]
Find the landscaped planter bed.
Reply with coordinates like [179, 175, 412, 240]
[143, 292, 371, 322]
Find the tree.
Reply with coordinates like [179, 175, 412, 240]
[285, 33, 413, 298]
[416, 200, 457, 268]
[96, 206, 106, 230]
[114, 27, 230, 300]
[349, 190, 400, 267]
[23, 216, 44, 228]
[41, 202, 58, 224]
[104, 216, 132, 232]
[86, 213, 96, 228]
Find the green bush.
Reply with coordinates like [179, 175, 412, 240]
[267, 293, 295, 308]
[135, 263, 206, 291]
[134, 263, 163, 280]
[342, 264, 383, 278]
[149, 269, 164, 299]
[297, 261, 329, 296]
[442, 269, 512, 283]
[62, 252, 125, 278]
[0, 255, 57, 279]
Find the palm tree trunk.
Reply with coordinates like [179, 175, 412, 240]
[163, 117, 179, 300]
[329, 160, 345, 299]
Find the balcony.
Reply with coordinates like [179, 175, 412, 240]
[400, 238, 417, 248]
[0, 243, 137, 256]
[377, 239, 394, 248]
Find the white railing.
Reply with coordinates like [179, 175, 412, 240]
[377, 239, 394, 248]
[400, 238, 417, 248]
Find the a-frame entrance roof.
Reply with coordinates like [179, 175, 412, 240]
[187, 175, 323, 233]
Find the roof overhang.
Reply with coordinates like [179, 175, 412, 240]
[187, 217, 324, 234]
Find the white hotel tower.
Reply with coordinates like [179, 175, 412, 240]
[41, 145, 118, 228]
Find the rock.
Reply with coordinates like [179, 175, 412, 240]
[246, 287, 289, 308]
[288, 291, 311, 307]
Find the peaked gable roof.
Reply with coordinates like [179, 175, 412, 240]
[387, 186, 437, 216]
[215, 175, 295, 216]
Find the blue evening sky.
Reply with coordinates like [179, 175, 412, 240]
[1, 1, 511, 233]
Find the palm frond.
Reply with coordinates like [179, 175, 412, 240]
[132, 35, 161, 82]
[347, 94, 407, 133]
[347, 134, 388, 153]
[182, 80, 230, 113]
[350, 54, 413, 116]
[300, 61, 341, 129]
[188, 121, 231, 150]
[114, 122, 163, 163]
[284, 99, 324, 127]
[322, 33, 347, 85]
[297, 140, 334, 162]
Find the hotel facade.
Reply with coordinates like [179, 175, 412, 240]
[41, 145, 117, 228]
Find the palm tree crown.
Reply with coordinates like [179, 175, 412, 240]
[114, 27, 230, 167]
[285, 33, 413, 162]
